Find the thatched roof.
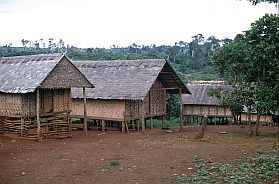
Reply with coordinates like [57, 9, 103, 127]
[0, 53, 93, 93]
[182, 81, 233, 105]
[72, 59, 190, 100]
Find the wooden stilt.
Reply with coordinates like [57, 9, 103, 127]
[179, 88, 183, 129]
[102, 120, 105, 132]
[137, 120, 140, 132]
[122, 121, 125, 133]
[20, 117, 24, 137]
[183, 115, 187, 125]
[83, 87, 88, 136]
[162, 115, 166, 129]
[36, 89, 41, 141]
[141, 101, 145, 133]
[150, 117, 153, 130]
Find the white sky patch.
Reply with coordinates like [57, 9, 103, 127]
[0, 0, 277, 48]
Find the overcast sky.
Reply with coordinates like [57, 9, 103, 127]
[0, 0, 277, 48]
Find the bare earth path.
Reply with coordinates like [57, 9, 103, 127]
[0, 125, 278, 184]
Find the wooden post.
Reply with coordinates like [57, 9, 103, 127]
[141, 101, 145, 133]
[121, 121, 125, 133]
[102, 120, 105, 132]
[83, 87, 88, 136]
[162, 115, 166, 129]
[184, 115, 187, 125]
[150, 117, 153, 130]
[36, 89, 41, 141]
[20, 117, 24, 137]
[137, 120, 140, 132]
[179, 88, 183, 129]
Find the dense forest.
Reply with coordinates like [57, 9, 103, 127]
[0, 34, 229, 82]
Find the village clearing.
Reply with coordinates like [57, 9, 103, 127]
[0, 125, 278, 184]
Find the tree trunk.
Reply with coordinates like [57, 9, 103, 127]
[253, 110, 261, 136]
[247, 107, 251, 126]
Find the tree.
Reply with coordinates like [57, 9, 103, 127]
[208, 87, 243, 124]
[247, 0, 278, 5]
[212, 14, 278, 135]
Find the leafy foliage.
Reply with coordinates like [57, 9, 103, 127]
[247, 0, 278, 5]
[172, 154, 279, 184]
[212, 14, 278, 134]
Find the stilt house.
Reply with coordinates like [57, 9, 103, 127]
[182, 81, 233, 125]
[182, 81, 274, 125]
[71, 59, 190, 132]
[0, 53, 93, 139]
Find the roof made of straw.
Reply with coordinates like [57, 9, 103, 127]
[182, 81, 233, 105]
[0, 53, 92, 93]
[72, 59, 190, 100]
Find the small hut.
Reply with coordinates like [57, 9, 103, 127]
[182, 81, 233, 125]
[0, 53, 93, 139]
[71, 59, 190, 132]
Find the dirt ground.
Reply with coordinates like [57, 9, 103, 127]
[0, 125, 278, 184]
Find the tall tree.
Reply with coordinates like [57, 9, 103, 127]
[212, 14, 278, 135]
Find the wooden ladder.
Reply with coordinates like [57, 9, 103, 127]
[125, 120, 135, 133]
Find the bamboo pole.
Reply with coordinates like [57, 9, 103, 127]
[179, 88, 183, 129]
[141, 101, 145, 133]
[36, 89, 41, 141]
[20, 117, 24, 137]
[83, 87, 88, 136]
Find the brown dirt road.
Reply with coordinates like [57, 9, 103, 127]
[0, 125, 278, 184]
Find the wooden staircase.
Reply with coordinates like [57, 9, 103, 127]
[125, 120, 136, 133]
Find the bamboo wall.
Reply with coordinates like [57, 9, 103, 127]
[71, 99, 125, 120]
[70, 79, 166, 122]
[124, 80, 166, 120]
[183, 105, 232, 117]
[0, 93, 23, 116]
[241, 113, 272, 123]
[0, 89, 71, 137]
[149, 80, 166, 116]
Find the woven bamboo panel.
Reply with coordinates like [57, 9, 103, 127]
[124, 100, 140, 118]
[0, 93, 23, 116]
[241, 113, 272, 123]
[21, 93, 36, 116]
[41, 90, 53, 113]
[143, 95, 150, 115]
[71, 99, 125, 120]
[184, 105, 233, 117]
[149, 80, 166, 115]
[53, 89, 70, 112]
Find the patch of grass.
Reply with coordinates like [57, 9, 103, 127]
[170, 154, 279, 184]
[106, 160, 120, 168]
